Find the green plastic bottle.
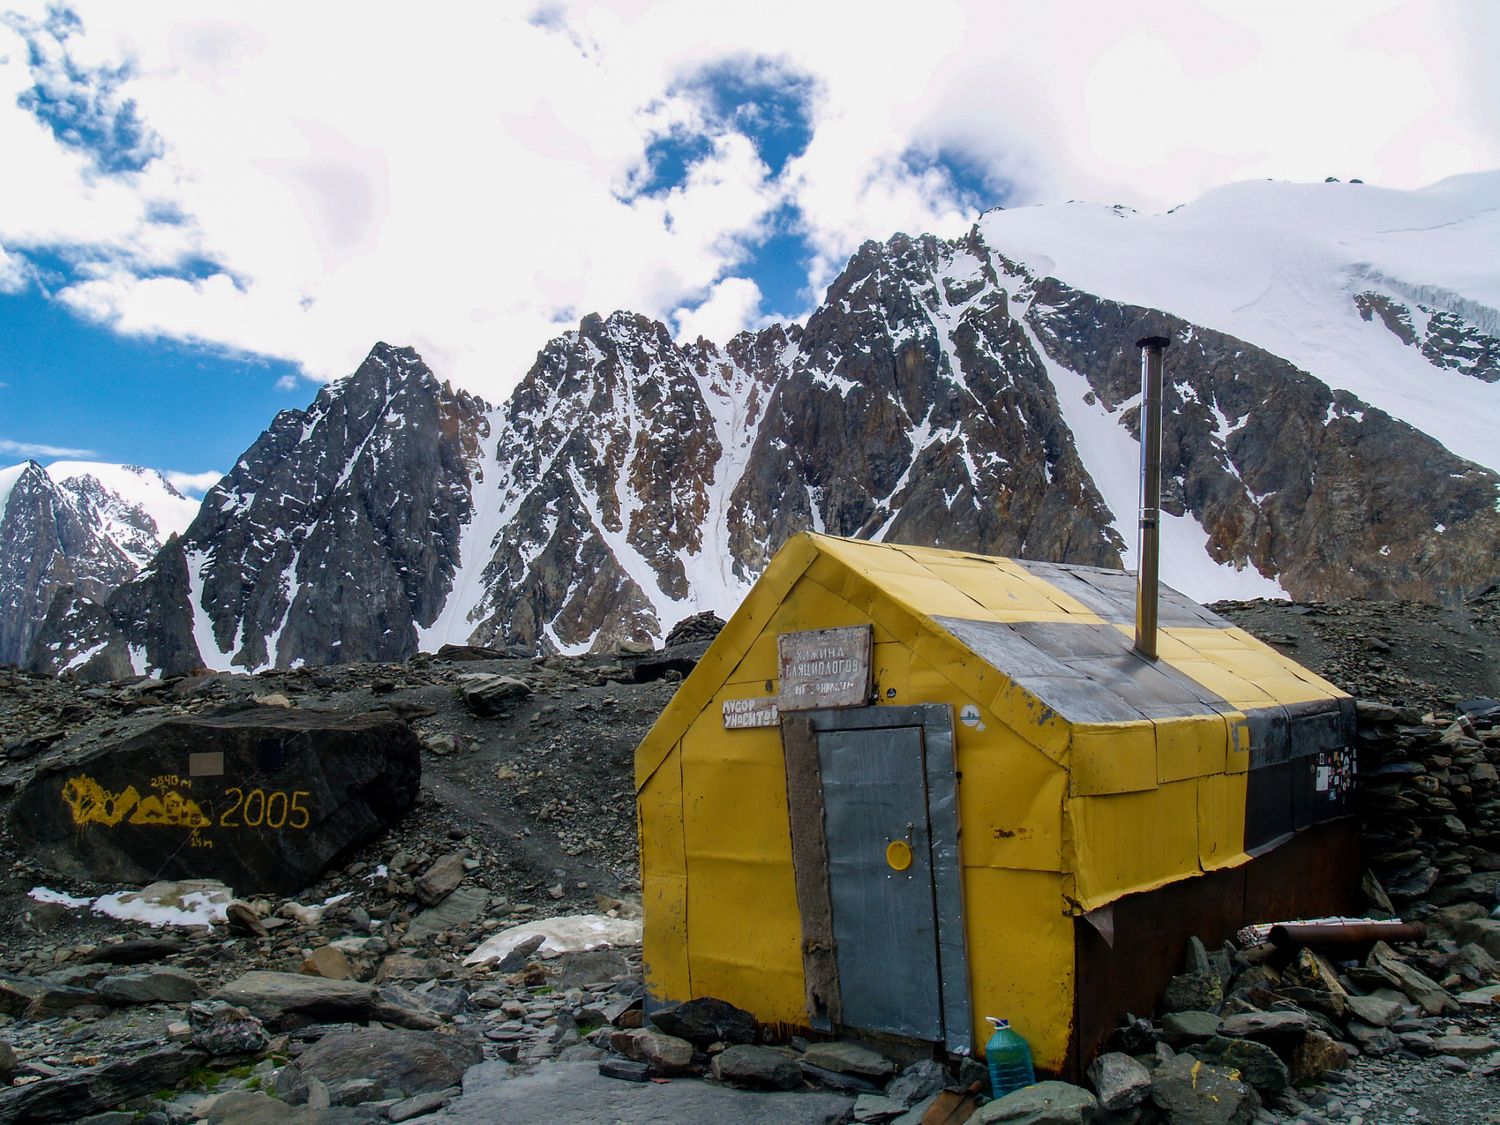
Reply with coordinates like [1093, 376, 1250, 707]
[984, 1016, 1035, 1097]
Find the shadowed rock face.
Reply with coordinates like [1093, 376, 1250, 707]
[725, 233, 1122, 577]
[29, 344, 492, 675]
[21, 228, 1500, 675]
[185, 342, 490, 670]
[1025, 277, 1500, 603]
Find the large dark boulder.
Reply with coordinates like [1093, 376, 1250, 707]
[651, 996, 757, 1046]
[9, 708, 420, 895]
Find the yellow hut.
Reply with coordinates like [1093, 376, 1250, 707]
[635, 532, 1360, 1076]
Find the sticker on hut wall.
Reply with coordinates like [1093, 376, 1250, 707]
[776, 625, 873, 711]
[960, 704, 985, 731]
[1315, 746, 1354, 800]
[723, 697, 781, 729]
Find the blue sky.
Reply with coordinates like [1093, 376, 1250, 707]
[0, 284, 300, 472]
[0, 1, 1495, 482]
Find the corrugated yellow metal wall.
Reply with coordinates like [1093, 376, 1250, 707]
[1056, 618, 1339, 914]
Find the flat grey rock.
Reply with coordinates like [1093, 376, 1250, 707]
[197, 1089, 378, 1124]
[214, 971, 376, 1024]
[801, 1040, 895, 1078]
[275, 1026, 481, 1104]
[1346, 993, 1403, 1027]
[1087, 1051, 1151, 1111]
[1161, 1009, 1221, 1045]
[96, 967, 204, 1004]
[974, 1080, 1098, 1124]
[0, 971, 96, 1017]
[403, 884, 489, 945]
[426, 1059, 854, 1123]
[1216, 1011, 1310, 1040]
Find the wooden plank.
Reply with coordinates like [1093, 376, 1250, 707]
[779, 714, 841, 1026]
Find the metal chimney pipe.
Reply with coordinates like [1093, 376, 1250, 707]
[1134, 335, 1170, 661]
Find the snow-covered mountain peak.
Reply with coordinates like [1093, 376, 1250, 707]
[0, 460, 46, 513]
[44, 461, 202, 565]
[975, 173, 1500, 471]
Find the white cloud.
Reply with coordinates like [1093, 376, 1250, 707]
[1, 438, 96, 458]
[0, 0, 1494, 410]
[673, 276, 765, 344]
[164, 469, 221, 496]
[0, 245, 27, 294]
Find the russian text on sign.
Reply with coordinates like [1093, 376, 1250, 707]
[776, 625, 872, 711]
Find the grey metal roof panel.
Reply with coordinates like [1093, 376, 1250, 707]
[1007, 557, 1227, 628]
[1008, 674, 1151, 725]
[932, 614, 1350, 757]
[932, 616, 1075, 680]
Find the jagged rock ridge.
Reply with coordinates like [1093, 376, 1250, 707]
[19, 181, 1500, 676]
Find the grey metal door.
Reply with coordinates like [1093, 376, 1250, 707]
[818, 723, 943, 1040]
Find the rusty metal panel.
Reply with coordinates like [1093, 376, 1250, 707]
[1069, 818, 1361, 1081]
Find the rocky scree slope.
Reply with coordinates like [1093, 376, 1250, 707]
[21, 179, 1500, 675]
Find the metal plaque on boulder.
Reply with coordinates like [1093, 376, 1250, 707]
[777, 625, 873, 711]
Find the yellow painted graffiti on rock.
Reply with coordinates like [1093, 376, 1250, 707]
[62, 776, 140, 827]
[130, 790, 211, 828]
[62, 774, 314, 835]
[63, 775, 210, 829]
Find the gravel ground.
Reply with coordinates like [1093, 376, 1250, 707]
[1309, 1011, 1500, 1125]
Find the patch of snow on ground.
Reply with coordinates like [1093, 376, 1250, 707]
[33, 880, 233, 927]
[30, 886, 93, 908]
[465, 913, 643, 966]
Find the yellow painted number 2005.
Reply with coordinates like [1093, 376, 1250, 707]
[218, 787, 311, 830]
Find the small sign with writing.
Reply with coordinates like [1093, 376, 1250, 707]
[777, 625, 873, 711]
[723, 696, 781, 729]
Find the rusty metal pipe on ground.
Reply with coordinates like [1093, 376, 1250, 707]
[1268, 920, 1426, 948]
